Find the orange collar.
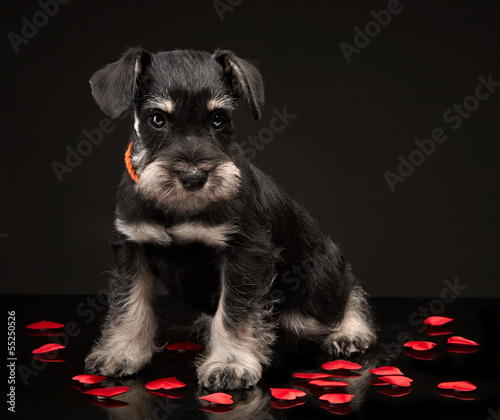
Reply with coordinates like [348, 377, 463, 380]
[125, 142, 139, 183]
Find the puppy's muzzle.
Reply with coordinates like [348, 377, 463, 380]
[178, 169, 208, 191]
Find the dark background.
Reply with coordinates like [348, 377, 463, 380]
[1, 0, 499, 297]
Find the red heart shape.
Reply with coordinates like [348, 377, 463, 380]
[319, 393, 355, 404]
[424, 316, 453, 326]
[379, 376, 413, 387]
[404, 341, 436, 351]
[32, 343, 65, 354]
[87, 386, 130, 399]
[72, 374, 106, 384]
[447, 336, 479, 346]
[371, 378, 390, 386]
[437, 381, 477, 392]
[369, 366, 404, 376]
[146, 390, 185, 399]
[309, 380, 349, 388]
[199, 392, 233, 405]
[270, 388, 306, 401]
[321, 360, 362, 370]
[292, 372, 333, 380]
[145, 377, 186, 390]
[166, 342, 204, 351]
[26, 320, 65, 330]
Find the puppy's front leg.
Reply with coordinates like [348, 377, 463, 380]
[85, 242, 160, 376]
[197, 247, 277, 391]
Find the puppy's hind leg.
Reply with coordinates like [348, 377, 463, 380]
[85, 243, 161, 376]
[321, 285, 376, 357]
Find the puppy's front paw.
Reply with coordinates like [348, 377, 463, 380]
[85, 345, 151, 377]
[321, 333, 373, 358]
[197, 361, 261, 391]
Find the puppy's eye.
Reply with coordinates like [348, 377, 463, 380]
[150, 112, 167, 128]
[211, 112, 227, 130]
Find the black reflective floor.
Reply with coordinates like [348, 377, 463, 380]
[3, 295, 499, 420]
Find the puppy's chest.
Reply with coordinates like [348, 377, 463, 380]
[115, 217, 238, 248]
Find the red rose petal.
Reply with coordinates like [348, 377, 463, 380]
[369, 366, 404, 376]
[72, 374, 106, 384]
[319, 393, 355, 404]
[270, 388, 306, 401]
[87, 386, 130, 399]
[424, 316, 453, 326]
[309, 380, 349, 388]
[437, 381, 477, 392]
[166, 342, 204, 351]
[32, 343, 65, 354]
[292, 372, 333, 380]
[378, 387, 412, 397]
[322, 360, 362, 370]
[26, 320, 65, 330]
[199, 392, 233, 405]
[379, 376, 413, 387]
[145, 377, 186, 390]
[404, 341, 437, 351]
[270, 400, 306, 409]
[447, 336, 479, 346]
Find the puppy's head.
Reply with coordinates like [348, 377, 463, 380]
[90, 48, 264, 214]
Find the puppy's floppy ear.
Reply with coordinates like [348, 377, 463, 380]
[90, 47, 151, 118]
[213, 50, 264, 120]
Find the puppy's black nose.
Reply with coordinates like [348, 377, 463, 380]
[178, 169, 208, 191]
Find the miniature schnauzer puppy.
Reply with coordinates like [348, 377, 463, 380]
[85, 48, 376, 390]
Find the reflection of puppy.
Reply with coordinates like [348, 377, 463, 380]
[85, 48, 376, 390]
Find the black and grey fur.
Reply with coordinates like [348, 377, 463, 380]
[85, 48, 376, 390]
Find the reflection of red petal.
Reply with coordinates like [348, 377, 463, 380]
[309, 380, 349, 388]
[447, 336, 479, 346]
[33, 354, 65, 363]
[199, 392, 233, 405]
[378, 387, 412, 397]
[146, 390, 185, 399]
[424, 316, 453, 326]
[437, 381, 477, 392]
[145, 377, 186, 390]
[379, 376, 413, 387]
[27, 331, 64, 337]
[322, 360, 362, 370]
[370, 378, 390, 386]
[32, 343, 65, 354]
[270, 388, 306, 401]
[72, 375, 106, 384]
[437, 389, 476, 401]
[329, 371, 361, 378]
[292, 372, 333, 380]
[270, 400, 306, 409]
[425, 326, 453, 336]
[447, 344, 479, 354]
[319, 393, 355, 404]
[26, 320, 65, 330]
[404, 341, 437, 351]
[87, 386, 130, 399]
[199, 405, 233, 413]
[320, 402, 354, 415]
[166, 341, 204, 351]
[88, 399, 129, 408]
[404, 348, 437, 361]
[369, 366, 403, 376]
